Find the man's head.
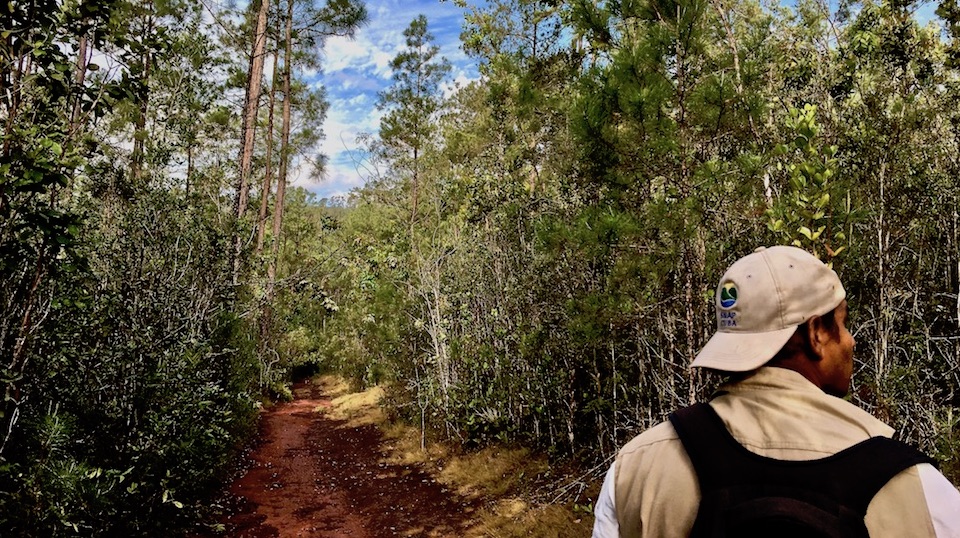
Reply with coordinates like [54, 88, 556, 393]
[769, 299, 856, 396]
[692, 246, 853, 393]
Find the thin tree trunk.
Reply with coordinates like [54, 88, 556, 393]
[70, 34, 89, 135]
[186, 145, 193, 195]
[411, 146, 419, 232]
[131, 7, 154, 182]
[710, 0, 760, 139]
[232, 0, 271, 284]
[1, 248, 48, 457]
[261, 0, 293, 343]
[2, 39, 28, 156]
[877, 159, 888, 383]
[256, 46, 280, 256]
[673, 7, 703, 405]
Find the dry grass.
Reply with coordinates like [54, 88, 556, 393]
[312, 375, 597, 537]
[382, 423, 596, 537]
[465, 499, 593, 538]
[314, 375, 385, 427]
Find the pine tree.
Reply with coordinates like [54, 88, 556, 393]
[376, 15, 451, 227]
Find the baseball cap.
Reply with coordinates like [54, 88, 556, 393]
[691, 246, 846, 372]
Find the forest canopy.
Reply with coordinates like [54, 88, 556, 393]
[1, 0, 958, 534]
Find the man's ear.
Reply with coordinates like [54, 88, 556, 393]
[805, 315, 827, 361]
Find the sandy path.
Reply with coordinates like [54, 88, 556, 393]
[199, 379, 478, 537]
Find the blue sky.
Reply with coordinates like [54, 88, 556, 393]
[296, 0, 482, 201]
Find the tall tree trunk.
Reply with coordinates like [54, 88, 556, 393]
[232, 0, 271, 284]
[186, 144, 193, 195]
[256, 46, 280, 256]
[70, 34, 89, 135]
[131, 6, 154, 182]
[955, 208, 959, 331]
[673, 4, 706, 405]
[411, 145, 419, 232]
[1, 247, 48, 457]
[261, 0, 292, 343]
[876, 159, 889, 383]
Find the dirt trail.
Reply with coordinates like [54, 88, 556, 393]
[200, 379, 479, 537]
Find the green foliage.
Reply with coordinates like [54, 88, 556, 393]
[5, 0, 957, 529]
[767, 104, 848, 259]
[0, 187, 261, 535]
[304, 0, 960, 485]
[930, 408, 960, 484]
[0, 0, 289, 533]
[1, 0, 105, 491]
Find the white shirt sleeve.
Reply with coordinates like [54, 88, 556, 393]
[593, 461, 620, 538]
[918, 463, 960, 538]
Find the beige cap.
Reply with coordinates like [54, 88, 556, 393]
[692, 246, 846, 372]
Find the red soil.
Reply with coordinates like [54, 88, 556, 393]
[198, 379, 479, 537]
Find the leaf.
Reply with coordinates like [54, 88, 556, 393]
[799, 226, 813, 240]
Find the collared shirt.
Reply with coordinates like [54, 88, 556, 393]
[593, 367, 960, 538]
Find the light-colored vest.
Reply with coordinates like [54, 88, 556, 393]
[613, 367, 934, 538]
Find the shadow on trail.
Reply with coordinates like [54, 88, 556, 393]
[195, 380, 480, 538]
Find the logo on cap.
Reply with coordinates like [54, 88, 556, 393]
[720, 282, 738, 309]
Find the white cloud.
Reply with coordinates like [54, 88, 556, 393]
[321, 98, 383, 150]
[291, 153, 372, 201]
[305, 0, 482, 200]
[347, 94, 370, 106]
[441, 72, 478, 99]
[323, 33, 403, 76]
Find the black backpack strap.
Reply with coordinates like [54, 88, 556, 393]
[669, 403, 935, 522]
[838, 436, 937, 513]
[669, 403, 739, 491]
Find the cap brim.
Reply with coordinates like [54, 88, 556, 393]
[691, 326, 798, 372]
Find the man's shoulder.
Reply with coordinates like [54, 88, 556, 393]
[617, 419, 682, 458]
[613, 417, 700, 535]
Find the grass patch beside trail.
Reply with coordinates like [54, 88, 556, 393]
[313, 375, 597, 537]
[315, 375, 386, 427]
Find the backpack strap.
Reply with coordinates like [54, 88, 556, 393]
[669, 402, 934, 515]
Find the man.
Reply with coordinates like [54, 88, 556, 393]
[592, 246, 960, 537]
